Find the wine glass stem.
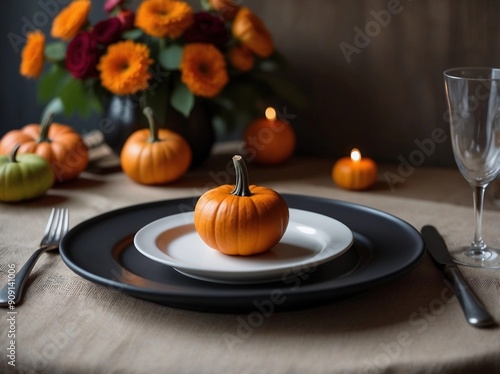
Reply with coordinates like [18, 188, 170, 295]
[471, 185, 487, 251]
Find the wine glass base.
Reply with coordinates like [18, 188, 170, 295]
[452, 246, 500, 268]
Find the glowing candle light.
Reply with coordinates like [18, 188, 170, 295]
[243, 107, 296, 165]
[265, 107, 277, 120]
[332, 148, 378, 190]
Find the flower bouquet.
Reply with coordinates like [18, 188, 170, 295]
[20, 0, 304, 150]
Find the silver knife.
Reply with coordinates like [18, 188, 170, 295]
[421, 225, 495, 327]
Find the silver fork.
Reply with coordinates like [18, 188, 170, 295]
[0, 208, 69, 307]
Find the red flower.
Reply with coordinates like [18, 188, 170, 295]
[65, 32, 100, 79]
[92, 17, 123, 45]
[118, 9, 135, 31]
[104, 0, 123, 13]
[183, 12, 229, 50]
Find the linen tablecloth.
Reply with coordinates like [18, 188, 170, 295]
[1, 143, 499, 373]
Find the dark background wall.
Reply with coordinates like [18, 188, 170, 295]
[1, 0, 104, 140]
[2, 0, 500, 167]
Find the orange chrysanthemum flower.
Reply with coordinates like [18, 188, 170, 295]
[97, 41, 153, 95]
[20, 30, 45, 79]
[228, 44, 254, 72]
[135, 0, 194, 38]
[180, 43, 229, 98]
[208, 0, 240, 21]
[232, 7, 274, 58]
[51, 0, 91, 41]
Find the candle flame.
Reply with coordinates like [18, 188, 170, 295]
[350, 148, 361, 162]
[265, 107, 276, 121]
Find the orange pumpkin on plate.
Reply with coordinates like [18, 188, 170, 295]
[194, 155, 289, 256]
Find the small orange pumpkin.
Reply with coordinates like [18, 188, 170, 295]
[194, 155, 289, 256]
[120, 106, 192, 185]
[243, 108, 296, 165]
[0, 114, 88, 182]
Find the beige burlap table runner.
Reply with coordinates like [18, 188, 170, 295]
[1, 150, 499, 373]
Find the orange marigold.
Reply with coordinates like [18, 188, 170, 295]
[232, 7, 274, 58]
[97, 41, 153, 95]
[51, 0, 91, 41]
[208, 0, 240, 21]
[228, 44, 254, 72]
[180, 43, 229, 98]
[20, 30, 45, 79]
[135, 0, 194, 38]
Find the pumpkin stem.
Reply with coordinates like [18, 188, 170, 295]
[143, 106, 160, 143]
[9, 144, 21, 163]
[38, 112, 54, 143]
[231, 155, 252, 197]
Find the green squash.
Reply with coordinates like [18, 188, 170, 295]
[0, 144, 54, 202]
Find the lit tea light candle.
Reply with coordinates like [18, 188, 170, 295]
[265, 107, 277, 120]
[243, 107, 296, 165]
[332, 148, 378, 190]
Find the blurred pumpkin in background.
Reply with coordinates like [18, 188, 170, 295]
[120, 106, 192, 185]
[0, 144, 54, 202]
[0, 114, 88, 182]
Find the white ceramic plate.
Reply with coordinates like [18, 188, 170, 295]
[134, 209, 353, 284]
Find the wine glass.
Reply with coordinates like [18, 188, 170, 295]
[443, 67, 500, 268]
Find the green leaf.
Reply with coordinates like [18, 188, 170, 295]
[59, 78, 86, 116]
[159, 44, 183, 70]
[87, 91, 103, 115]
[58, 77, 102, 118]
[256, 51, 289, 72]
[209, 83, 262, 135]
[170, 81, 194, 117]
[122, 29, 143, 40]
[44, 42, 66, 62]
[37, 64, 70, 102]
[41, 97, 64, 122]
[144, 78, 170, 125]
[200, 0, 212, 11]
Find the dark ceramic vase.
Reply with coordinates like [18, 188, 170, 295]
[102, 95, 215, 168]
[102, 95, 140, 155]
[163, 100, 215, 169]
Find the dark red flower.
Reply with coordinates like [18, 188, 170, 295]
[65, 32, 100, 79]
[104, 0, 123, 13]
[118, 9, 135, 31]
[92, 17, 123, 45]
[183, 12, 229, 50]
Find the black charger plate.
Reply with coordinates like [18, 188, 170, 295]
[59, 194, 425, 313]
